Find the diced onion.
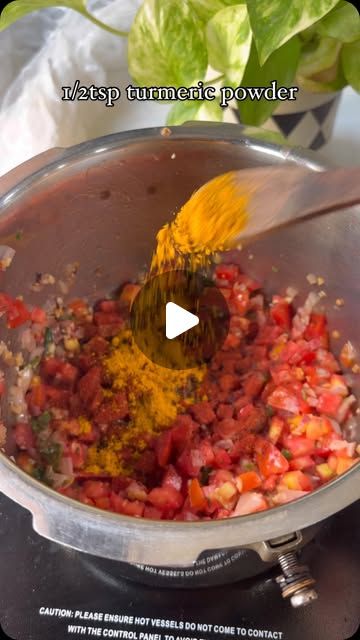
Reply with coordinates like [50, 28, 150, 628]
[232, 491, 265, 516]
[20, 328, 36, 353]
[0, 245, 15, 270]
[59, 456, 74, 476]
[273, 489, 309, 505]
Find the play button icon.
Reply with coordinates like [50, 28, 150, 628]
[166, 302, 199, 339]
[130, 270, 230, 370]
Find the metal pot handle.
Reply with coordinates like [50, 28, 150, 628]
[0, 148, 66, 198]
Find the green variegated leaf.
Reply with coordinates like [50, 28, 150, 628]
[238, 37, 301, 126]
[241, 126, 290, 145]
[166, 99, 223, 125]
[0, 0, 126, 34]
[317, 1, 360, 43]
[341, 40, 360, 91]
[128, 0, 208, 87]
[206, 5, 252, 87]
[247, 0, 339, 64]
[189, 0, 244, 23]
[0, 0, 87, 29]
[298, 36, 341, 76]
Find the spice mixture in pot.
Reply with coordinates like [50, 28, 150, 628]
[3, 256, 359, 521]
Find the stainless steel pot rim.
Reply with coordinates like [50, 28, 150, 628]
[0, 124, 325, 208]
[0, 124, 358, 565]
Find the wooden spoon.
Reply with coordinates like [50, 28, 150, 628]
[179, 166, 360, 250]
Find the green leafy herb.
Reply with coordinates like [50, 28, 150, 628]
[31, 411, 52, 432]
[238, 37, 301, 126]
[32, 465, 47, 482]
[40, 441, 61, 467]
[15, 230, 23, 241]
[0, 0, 127, 36]
[243, 461, 256, 471]
[317, 1, 360, 43]
[200, 465, 213, 485]
[44, 327, 54, 354]
[167, 98, 223, 126]
[206, 5, 252, 88]
[247, 0, 339, 65]
[265, 405, 275, 417]
[281, 448, 293, 460]
[240, 126, 289, 146]
[128, 0, 208, 88]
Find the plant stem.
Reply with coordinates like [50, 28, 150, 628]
[83, 10, 129, 37]
[204, 75, 225, 86]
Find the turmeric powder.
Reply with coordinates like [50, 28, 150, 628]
[151, 173, 249, 273]
[86, 172, 246, 475]
[85, 329, 205, 475]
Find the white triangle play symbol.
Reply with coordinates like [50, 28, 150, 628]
[165, 302, 199, 340]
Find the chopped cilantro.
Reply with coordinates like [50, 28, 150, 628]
[281, 448, 292, 460]
[40, 441, 61, 467]
[44, 327, 54, 354]
[32, 466, 47, 482]
[31, 411, 52, 432]
[15, 230, 23, 241]
[243, 461, 255, 471]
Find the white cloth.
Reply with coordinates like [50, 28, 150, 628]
[0, 0, 170, 176]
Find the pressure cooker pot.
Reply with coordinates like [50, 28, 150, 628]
[0, 124, 359, 604]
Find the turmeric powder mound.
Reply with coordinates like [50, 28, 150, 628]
[151, 173, 249, 273]
[85, 329, 205, 476]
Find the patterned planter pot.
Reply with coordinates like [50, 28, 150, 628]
[226, 89, 342, 150]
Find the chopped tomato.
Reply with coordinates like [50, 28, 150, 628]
[270, 300, 292, 330]
[289, 455, 314, 470]
[14, 422, 35, 450]
[26, 383, 47, 414]
[233, 492, 268, 516]
[255, 440, 289, 477]
[148, 486, 183, 511]
[317, 392, 343, 417]
[84, 481, 110, 500]
[237, 471, 261, 492]
[68, 299, 89, 318]
[282, 435, 315, 457]
[77, 366, 103, 412]
[304, 314, 328, 347]
[12, 262, 359, 523]
[189, 478, 207, 511]
[268, 416, 284, 444]
[305, 416, 332, 440]
[214, 263, 239, 285]
[30, 307, 47, 325]
[281, 470, 313, 491]
[155, 430, 173, 468]
[190, 402, 216, 425]
[7, 298, 31, 328]
[162, 465, 182, 492]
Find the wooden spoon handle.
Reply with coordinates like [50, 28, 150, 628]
[240, 166, 360, 239]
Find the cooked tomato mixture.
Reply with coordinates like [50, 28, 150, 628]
[8, 262, 360, 520]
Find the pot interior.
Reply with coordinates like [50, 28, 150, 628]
[1, 132, 359, 470]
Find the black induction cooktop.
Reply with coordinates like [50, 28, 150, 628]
[0, 494, 359, 640]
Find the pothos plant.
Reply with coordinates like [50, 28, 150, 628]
[1, 0, 360, 127]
